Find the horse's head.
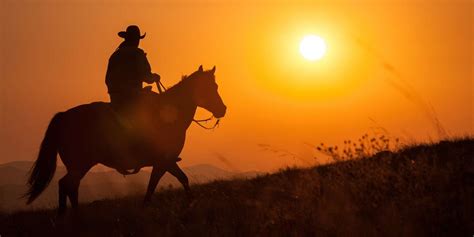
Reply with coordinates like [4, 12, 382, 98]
[190, 65, 227, 118]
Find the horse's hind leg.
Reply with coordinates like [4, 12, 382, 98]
[167, 163, 191, 196]
[58, 168, 89, 214]
[58, 179, 68, 215]
[68, 173, 82, 210]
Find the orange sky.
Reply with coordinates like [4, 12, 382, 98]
[1, 0, 472, 172]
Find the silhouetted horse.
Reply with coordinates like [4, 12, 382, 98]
[26, 65, 226, 214]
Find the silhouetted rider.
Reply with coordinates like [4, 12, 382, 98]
[106, 25, 160, 115]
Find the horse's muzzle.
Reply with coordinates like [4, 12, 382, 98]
[214, 105, 227, 118]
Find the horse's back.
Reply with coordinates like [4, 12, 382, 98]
[60, 101, 122, 137]
[62, 102, 118, 127]
[65, 101, 111, 116]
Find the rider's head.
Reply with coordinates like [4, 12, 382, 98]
[118, 25, 146, 48]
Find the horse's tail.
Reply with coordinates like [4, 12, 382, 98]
[26, 112, 63, 204]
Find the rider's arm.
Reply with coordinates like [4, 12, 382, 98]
[137, 50, 158, 84]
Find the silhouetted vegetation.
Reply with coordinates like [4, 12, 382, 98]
[316, 133, 401, 161]
[1, 138, 472, 236]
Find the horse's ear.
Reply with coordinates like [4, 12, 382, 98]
[211, 66, 216, 74]
[198, 65, 203, 72]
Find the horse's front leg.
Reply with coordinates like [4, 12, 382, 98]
[143, 165, 166, 205]
[167, 162, 191, 195]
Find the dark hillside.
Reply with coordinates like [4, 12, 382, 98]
[1, 138, 472, 236]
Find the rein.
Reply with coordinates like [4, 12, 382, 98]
[193, 115, 220, 130]
[156, 80, 220, 130]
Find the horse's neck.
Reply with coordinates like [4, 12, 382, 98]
[161, 82, 196, 128]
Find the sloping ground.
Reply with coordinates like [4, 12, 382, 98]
[1, 138, 472, 236]
[0, 162, 259, 212]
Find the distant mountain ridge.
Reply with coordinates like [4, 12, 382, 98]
[0, 161, 261, 212]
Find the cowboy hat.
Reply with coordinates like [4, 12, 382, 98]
[118, 25, 146, 40]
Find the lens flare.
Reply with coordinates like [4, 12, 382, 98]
[300, 35, 327, 61]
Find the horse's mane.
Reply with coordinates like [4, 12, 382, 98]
[163, 72, 196, 94]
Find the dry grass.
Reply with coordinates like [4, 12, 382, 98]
[0, 138, 472, 237]
[316, 133, 401, 161]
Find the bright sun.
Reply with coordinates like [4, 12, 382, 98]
[299, 35, 327, 61]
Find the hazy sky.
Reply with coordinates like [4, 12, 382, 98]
[1, 0, 472, 171]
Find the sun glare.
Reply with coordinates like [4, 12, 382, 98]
[300, 35, 327, 61]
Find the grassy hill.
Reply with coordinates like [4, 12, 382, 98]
[1, 138, 472, 236]
[0, 162, 259, 212]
